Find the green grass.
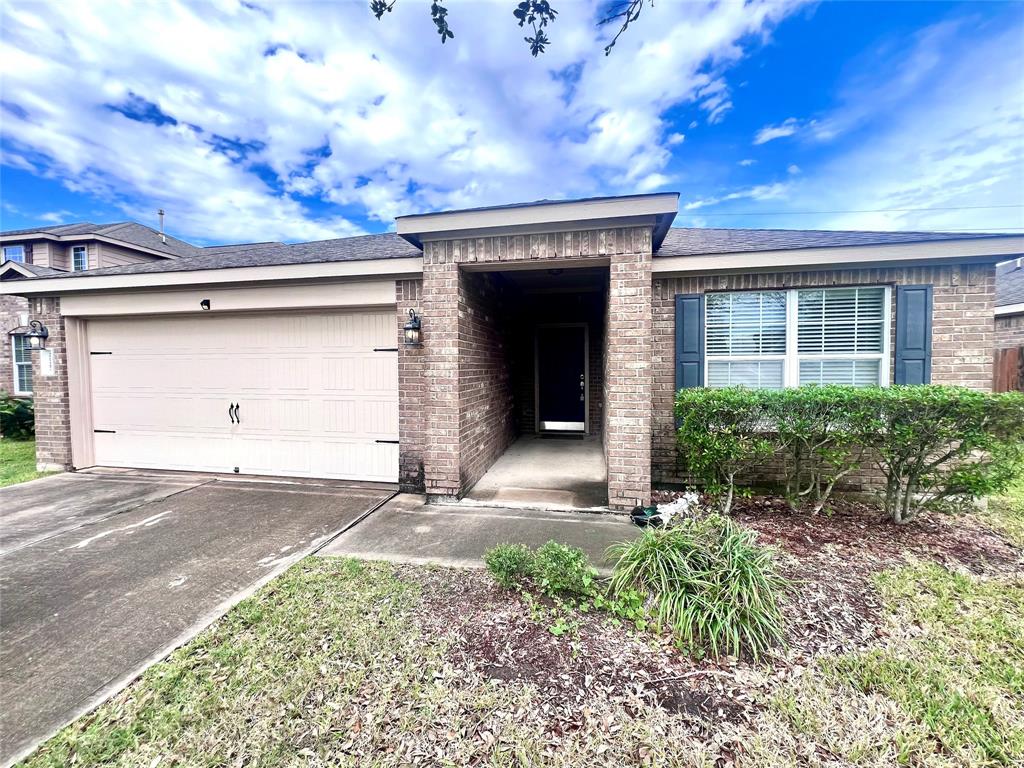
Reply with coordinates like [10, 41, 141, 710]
[0, 439, 53, 487]
[754, 561, 1024, 767]
[982, 474, 1024, 548]
[21, 559, 718, 768]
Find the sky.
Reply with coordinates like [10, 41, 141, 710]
[0, 0, 1022, 246]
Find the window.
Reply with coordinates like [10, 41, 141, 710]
[12, 335, 32, 395]
[705, 286, 890, 389]
[2, 245, 25, 263]
[72, 245, 88, 271]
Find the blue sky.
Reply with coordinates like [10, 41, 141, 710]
[0, 0, 1021, 245]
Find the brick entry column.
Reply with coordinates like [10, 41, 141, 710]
[29, 297, 73, 471]
[421, 244, 462, 501]
[605, 246, 653, 511]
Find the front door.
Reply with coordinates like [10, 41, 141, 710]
[536, 324, 587, 432]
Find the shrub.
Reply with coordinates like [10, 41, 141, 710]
[857, 387, 1024, 525]
[484, 543, 534, 589]
[532, 541, 598, 597]
[607, 514, 786, 659]
[0, 395, 34, 440]
[674, 387, 778, 513]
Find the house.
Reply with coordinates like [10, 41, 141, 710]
[1, 193, 1020, 511]
[996, 258, 1024, 347]
[1, 221, 197, 398]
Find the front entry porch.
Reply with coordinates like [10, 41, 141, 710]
[463, 434, 608, 510]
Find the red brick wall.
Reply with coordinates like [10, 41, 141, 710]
[458, 270, 516, 490]
[28, 298, 72, 470]
[652, 263, 996, 485]
[996, 314, 1024, 348]
[397, 279, 425, 492]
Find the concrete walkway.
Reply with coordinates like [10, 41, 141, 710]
[318, 493, 639, 570]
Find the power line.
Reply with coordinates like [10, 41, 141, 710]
[682, 203, 1024, 216]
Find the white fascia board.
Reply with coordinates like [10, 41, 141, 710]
[996, 302, 1024, 317]
[652, 236, 1024, 275]
[396, 193, 679, 240]
[0, 256, 424, 296]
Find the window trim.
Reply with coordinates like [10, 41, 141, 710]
[11, 334, 33, 396]
[72, 244, 88, 271]
[2, 245, 26, 264]
[704, 286, 892, 388]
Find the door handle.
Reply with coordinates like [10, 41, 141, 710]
[228, 402, 236, 424]
[233, 403, 241, 423]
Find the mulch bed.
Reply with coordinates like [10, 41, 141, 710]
[400, 494, 1021, 744]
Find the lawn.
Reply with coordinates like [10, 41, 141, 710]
[0, 440, 52, 488]
[20, 495, 1024, 768]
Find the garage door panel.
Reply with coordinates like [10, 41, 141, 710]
[86, 309, 398, 482]
[93, 394, 229, 432]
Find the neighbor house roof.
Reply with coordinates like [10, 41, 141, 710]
[0, 221, 198, 259]
[996, 259, 1024, 309]
[44, 233, 420, 279]
[657, 227, 1018, 257]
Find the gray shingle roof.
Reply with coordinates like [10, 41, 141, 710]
[997, 260, 1024, 308]
[656, 227, 1015, 257]
[0, 220, 198, 258]
[50, 233, 420, 278]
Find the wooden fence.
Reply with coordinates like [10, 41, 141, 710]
[994, 346, 1024, 392]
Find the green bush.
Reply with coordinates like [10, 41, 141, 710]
[483, 543, 535, 589]
[675, 385, 1024, 524]
[532, 541, 598, 598]
[857, 386, 1024, 524]
[607, 514, 786, 659]
[674, 387, 777, 513]
[0, 394, 34, 440]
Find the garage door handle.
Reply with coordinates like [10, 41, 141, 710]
[228, 402, 236, 424]
[233, 403, 241, 423]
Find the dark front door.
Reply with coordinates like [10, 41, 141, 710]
[536, 325, 586, 432]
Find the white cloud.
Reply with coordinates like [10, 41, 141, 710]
[667, 132, 686, 145]
[683, 182, 790, 210]
[753, 117, 801, 144]
[738, 158, 756, 166]
[688, 120, 699, 129]
[0, 0, 808, 242]
[787, 164, 801, 175]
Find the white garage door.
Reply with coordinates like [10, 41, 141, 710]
[87, 310, 399, 482]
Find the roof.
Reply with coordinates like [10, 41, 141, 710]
[997, 259, 1024, 308]
[49, 233, 420, 278]
[0, 221, 199, 259]
[656, 227, 1017, 257]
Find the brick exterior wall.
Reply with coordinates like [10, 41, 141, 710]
[397, 279, 425, 492]
[652, 263, 996, 485]
[996, 313, 1024, 348]
[1, 294, 29, 398]
[27, 298, 72, 470]
[606, 248, 653, 510]
[458, 271, 516, 490]
[421, 227, 653, 508]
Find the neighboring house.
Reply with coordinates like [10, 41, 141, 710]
[995, 258, 1024, 348]
[1, 193, 1020, 511]
[0, 221, 198, 399]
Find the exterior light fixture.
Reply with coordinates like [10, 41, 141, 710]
[200, 299, 211, 311]
[25, 320, 49, 350]
[402, 309, 422, 347]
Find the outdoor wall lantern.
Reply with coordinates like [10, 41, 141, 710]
[25, 320, 49, 350]
[200, 299, 211, 311]
[403, 309, 423, 347]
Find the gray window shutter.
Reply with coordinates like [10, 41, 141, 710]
[895, 285, 932, 385]
[675, 294, 704, 389]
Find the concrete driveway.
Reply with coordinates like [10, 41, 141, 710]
[0, 469, 393, 765]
